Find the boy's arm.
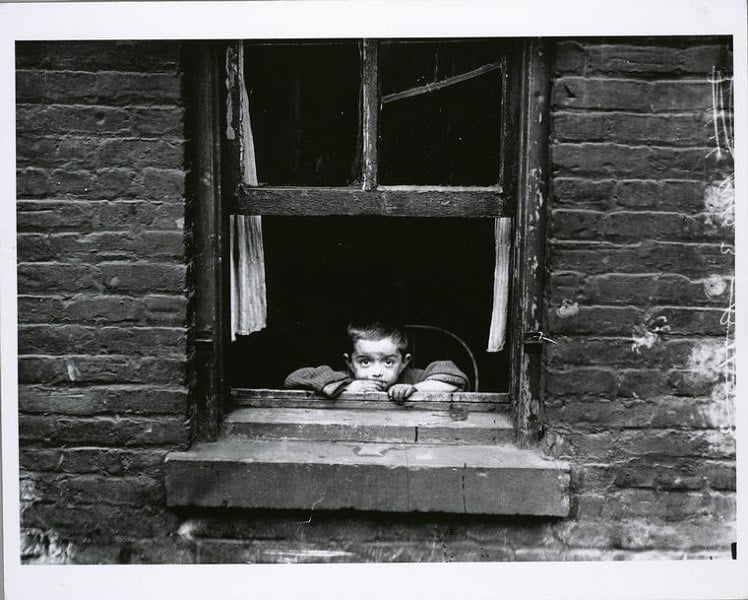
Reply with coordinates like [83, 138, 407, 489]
[284, 366, 352, 398]
[414, 360, 469, 392]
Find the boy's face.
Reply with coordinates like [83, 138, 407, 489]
[345, 336, 411, 388]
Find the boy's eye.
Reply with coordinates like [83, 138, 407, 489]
[384, 359, 395, 367]
[358, 359, 370, 366]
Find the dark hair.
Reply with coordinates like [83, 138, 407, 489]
[346, 321, 409, 355]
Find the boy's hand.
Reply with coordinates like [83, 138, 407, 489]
[388, 383, 416, 404]
[344, 379, 386, 393]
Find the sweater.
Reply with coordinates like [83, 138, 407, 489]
[284, 360, 469, 398]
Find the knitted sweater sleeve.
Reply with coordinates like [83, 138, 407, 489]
[283, 366, 352, 397]
[420, 360, 470, 391]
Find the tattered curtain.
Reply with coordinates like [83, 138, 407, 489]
[230, 42, 267, 340]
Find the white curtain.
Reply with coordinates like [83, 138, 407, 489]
[487, 217, 512, 352]
[230, 42, 267, 340]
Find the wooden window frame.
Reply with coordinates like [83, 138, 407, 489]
[190, 38, 550, 447]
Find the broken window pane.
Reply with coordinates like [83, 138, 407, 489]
[379, 40, 504, 186]
[244, 41, 361, 186]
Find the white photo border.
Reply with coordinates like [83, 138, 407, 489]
[1, 2, 746, 599]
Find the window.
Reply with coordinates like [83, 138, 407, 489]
[229, 39, 514, 395]
[167, 38, 569, 518]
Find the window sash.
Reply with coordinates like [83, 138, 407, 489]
[195, 38, 549, 444]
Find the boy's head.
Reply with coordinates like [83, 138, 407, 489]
[344, 321, 411, 387]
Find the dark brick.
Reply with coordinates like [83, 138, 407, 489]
[17, 201, 184, 233]
[17, 263, 102, 293]
[16, 167, 52, 196]
[20, 447, 167, 477]
[18, 294, 187, 326]
[23, 472, 164, 507]
[551, 209, 728, 243]
[667, 370, 730, 396]
[18, 105, 128, 136]
[547, 305, 728, 337]
[17, 296, 66, 324]
[98, 139, 184, 169]
[17, 167, 98, 197]
[62, 295, 145, 324]
[16, 136, 93, 169]
[17, 136, 184, 171]
[546, 368, 617, 398]
[19, 414, 190, 447]
[617, 519, 735, 551]
[553, 273, 733, 307]
[547, 338, 697, 368]
[552, 143, 720, 179]
[70, 539, 197, 565]
[547, 305, 644, 336]
[16, 70, 96, 104]
[99, 262, 186, 293]
[616, 369, 686, 398]
[16, 105, 184, 137]
[552, 77, 715, 112]
[614, 458, 736, 491]
[16, 70, 181, 105]
[93, 168, 141, 199]
[584, 489, 735, 521]
[554, 518, 735, 551]
[18, 324, 186, 355]
[554, 42, 731, 75]
[144, 295, 189, 324]
[19, 355, 186, 385]
[550, 241, 733, 277]
[555, 429, 735, 461]
[17, 231, 185, 262]
[665, 307, 731, 336]
[142, 168, 186, 199]
[553, 111, 713, 146]
[19, 384, 188, 416]
[16, 40, 181, 72]
[546, 396, 732, 429]
[17, 262, 185, 294]
[22, 503, 181, 540]
[552, 178, 709, 212]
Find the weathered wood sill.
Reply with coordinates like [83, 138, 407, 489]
[165, 390, 570, 517]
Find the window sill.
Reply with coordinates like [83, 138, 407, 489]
[165, 391, 570, 517]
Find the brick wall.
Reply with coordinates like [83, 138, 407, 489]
[16, 41, 192, 563]
[543, 37, 736, 557]
[15, 37, 735, 564]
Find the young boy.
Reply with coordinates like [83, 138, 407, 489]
[284, 321, 469, 402]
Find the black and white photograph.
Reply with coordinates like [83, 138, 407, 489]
[1, 1, 746, 599]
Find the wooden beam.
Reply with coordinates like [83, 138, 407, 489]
[234, 186, 505, 217]
[224, 407, 515, 444]
[510, 40, 551, 447]
[362, 39, 379, 191]
[232, 388, 510, 412]
[190, 41, 229, 442]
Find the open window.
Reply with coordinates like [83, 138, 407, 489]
[229, 39, 513, 395]
[168, 38, 569, 518]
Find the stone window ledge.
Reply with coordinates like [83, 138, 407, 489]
[165, 391, 570, 517]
